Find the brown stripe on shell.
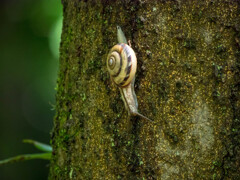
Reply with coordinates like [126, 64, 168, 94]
[111, 43, 124, 77]
[119, 51, 132, 86]
[119, 64, 132, 86]
[111, 52, 122, 77]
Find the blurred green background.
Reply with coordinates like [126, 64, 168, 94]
[0, 0, 62, 179]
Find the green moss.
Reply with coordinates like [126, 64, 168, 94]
[215, 44, 226, 54]
[183, 38, 196, 50]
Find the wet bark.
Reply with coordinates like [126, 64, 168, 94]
[49, 1, 240, 179]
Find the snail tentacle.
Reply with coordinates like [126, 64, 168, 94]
[117, 26, 127, 44]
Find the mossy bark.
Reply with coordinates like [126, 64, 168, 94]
[49, 0, 240, 179]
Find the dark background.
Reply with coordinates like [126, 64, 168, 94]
[0, 0, 62, 179]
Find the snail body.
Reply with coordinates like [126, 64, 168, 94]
[106, 26, 152, 122]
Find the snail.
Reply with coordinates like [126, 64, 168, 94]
[107, 26, 152, 122]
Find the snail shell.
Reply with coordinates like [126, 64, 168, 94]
[107, 43, 137, 87]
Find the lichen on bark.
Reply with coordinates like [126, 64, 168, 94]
[49, 0, 240, 179]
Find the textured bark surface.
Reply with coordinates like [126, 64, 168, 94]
[49, 0, 240, 179]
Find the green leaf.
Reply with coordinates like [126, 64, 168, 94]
[23, 139, 52, 152]
[0, 153, 51, 166]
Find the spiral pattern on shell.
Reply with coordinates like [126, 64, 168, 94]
[107, 43, 137, 87]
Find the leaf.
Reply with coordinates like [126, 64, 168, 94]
[23, 139, 52, 152]
[0, 153, 51, 166]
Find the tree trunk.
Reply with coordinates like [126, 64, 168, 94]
[49, 0, 240, 179]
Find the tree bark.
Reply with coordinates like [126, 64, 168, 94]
[49, 0, 240, 179]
